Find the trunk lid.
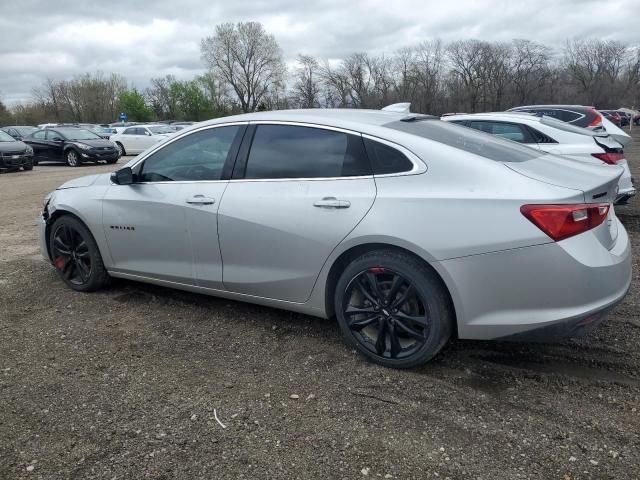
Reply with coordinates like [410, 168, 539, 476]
[506, 154, 623, 249]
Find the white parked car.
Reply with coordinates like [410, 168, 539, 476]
[442, 112, 635, 204]
[109, 124, 175, 156]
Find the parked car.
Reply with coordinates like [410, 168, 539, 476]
[599, 110, 622, 127]
[78, 124, 117, 139]
[24, 127, 120, 167]
[508, 104, 631, 146]
[0, 129, 34, 171]
[39, 109, 631, 368]
[615, 111, 631, 126]
[618, 108, 640, 126]
[1, 126, 37, 141]
[442, 112, 635, 204]
[109, 124, 175, 155]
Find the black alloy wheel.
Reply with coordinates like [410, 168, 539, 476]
[49, 216, 110, 292]
[52, 223, 92, 286]
[343, 268, 430, 360]
[335, 250, 452, 368]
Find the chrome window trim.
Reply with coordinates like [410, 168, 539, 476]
[127, 121, 250, 170]
[361, 133, 427, 177]
[121, 119, 426, 185]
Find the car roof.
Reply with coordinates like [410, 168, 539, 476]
[509, 105, 594, 113]
[198, 109, 410, 133]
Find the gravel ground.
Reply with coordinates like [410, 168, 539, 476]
[1, 142, 639, 480]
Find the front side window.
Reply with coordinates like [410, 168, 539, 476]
[138, 125, 241, 182]
[244, 125, 370, 179]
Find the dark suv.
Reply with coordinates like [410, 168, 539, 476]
[507, 105, 603, 130]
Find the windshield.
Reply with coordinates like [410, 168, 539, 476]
[0, 130, 16, 142]
[15, 127, 37, 136]
[57, 128, 101, 140]
[148, 126, 175, 135]
[385, 119, 544, 162]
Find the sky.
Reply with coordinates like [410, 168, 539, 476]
[1, 0, 638, 105]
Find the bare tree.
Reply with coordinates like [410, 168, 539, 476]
[509, 39, 552, 105]
[290, 55, 322, 108]
[201, 22, 286, 113]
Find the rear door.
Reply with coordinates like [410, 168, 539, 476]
[217, 123, 376, 303]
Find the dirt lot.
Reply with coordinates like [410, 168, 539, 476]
[1, 141, 639, 480]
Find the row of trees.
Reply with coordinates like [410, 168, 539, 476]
[2, 21, 640, 126]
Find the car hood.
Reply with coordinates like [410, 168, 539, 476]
[0, 140, 27, 152]
[57, 174, 105, 189]
[601, 116, 631, 146]
[71, 139, 114, 148]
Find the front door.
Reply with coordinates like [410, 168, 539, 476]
[218, 124, 376, 303]
[102, 124, 245, 286]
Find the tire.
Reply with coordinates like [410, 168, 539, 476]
[22, 163, 33, 171]
[49, 215, 110, 292]
[105, 157, 118, 165]
[33, 159, 39, 166]
[65, 149, 81, 167]
[334, 249, 453, 368]
[115, 142, 126, 156]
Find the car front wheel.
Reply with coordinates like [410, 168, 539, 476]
[335, 250, 453, 368]
[66, 149, 81, 167]
[49, 216, 110, 292]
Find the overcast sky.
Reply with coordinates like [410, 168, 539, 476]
[1, 0, 638, 105]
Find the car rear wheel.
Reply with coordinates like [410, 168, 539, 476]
[105, 157, 118, 164]
[335, 250, 453, 368]
[66, 149, 80, 167]
[115, 142, 126, 156]
[22, 163, 33, 171]
[49, 216, 110, 292]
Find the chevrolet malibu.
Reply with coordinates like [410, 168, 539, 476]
[39, 110, 632, 368]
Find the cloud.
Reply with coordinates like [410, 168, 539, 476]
[1, 0, 638, 105]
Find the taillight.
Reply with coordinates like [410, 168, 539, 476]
[591, 152, 624, 165]
[587, 108, 602, 128]
[520, 203, 609, 241]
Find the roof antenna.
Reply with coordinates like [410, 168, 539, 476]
[381, 103, 411, 114]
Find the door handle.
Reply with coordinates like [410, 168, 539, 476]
[313, 197, 351, 209]
[186, 194, 215, 205]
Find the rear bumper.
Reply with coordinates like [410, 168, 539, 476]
[437, 217, 632, 341]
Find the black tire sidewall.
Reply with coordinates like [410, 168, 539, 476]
[49, 216, 106, 292]
[334, 251, 452, 368]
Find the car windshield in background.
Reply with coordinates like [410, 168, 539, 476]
[148, 126, 175, 135]
[15, 127, 37, 136]
[386, 119, 544, 162]
[0, 130, 16, 142]
[58, 128, 101, 140]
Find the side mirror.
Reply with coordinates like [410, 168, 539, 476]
[111, 167, 134, 185]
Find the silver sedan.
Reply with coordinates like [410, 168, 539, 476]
[39, 109, 632, 368]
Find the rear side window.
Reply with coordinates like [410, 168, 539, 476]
[386, 119, 544, 163]
[466, 121, 530, 143]
[32, 130, 46, 140]
[123, 128, 136, 135]
[363, 138, 414, 174]
[244, 125, 370, 179]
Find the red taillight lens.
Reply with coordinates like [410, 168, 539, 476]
[520, 203, 609, 241]
[591, 152, 624, 165]
[587, 108, 603, 128]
